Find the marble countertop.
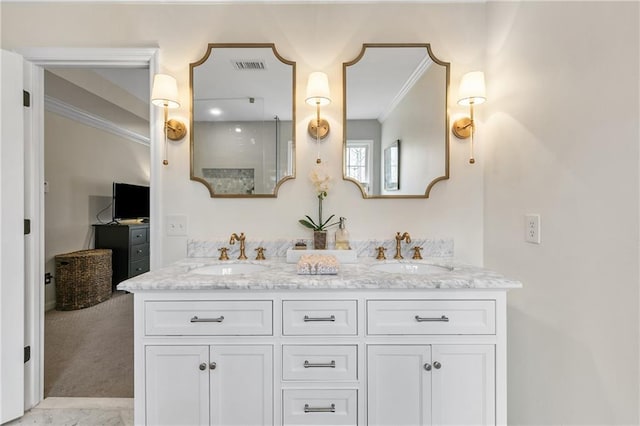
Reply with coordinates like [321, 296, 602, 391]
[117, 256, 522, 292]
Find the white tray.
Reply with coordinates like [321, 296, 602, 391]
[286, 249, 357, 264]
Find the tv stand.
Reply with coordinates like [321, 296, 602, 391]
[94, 223, 150, 290]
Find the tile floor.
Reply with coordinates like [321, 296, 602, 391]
[5, 397, 133, 425]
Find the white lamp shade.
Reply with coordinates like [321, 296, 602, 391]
[151, 74, 180, 109]
[457, 71, 486, 106]
[305, 71, 331, 106]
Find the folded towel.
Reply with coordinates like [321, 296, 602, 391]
[296, 254, 339, 275]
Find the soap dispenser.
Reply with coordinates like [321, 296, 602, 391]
[335, 217, 350, 250]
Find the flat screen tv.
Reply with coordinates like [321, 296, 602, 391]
[112, 182, 150, 221]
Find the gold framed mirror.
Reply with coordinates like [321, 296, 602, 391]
[190, 43, 296, 197]
[343, 43, 450, 198]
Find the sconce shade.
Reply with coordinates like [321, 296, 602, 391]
[151, 74, 180, 109]
[305, 72, 331, 106]
[457, 71, 486, 106]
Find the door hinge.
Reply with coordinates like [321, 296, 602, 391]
[24, 346, 31, 363]
[23, 90, 31, 107]
[24, 219, 31, 235]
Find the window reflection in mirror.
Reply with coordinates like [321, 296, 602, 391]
[343, 44, 449, 198]
[190, 44, 296, 197]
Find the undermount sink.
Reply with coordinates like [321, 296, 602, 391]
[191, 263, 268, 276]
[371, 262, 452, 275]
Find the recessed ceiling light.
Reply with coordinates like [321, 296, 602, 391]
[235, 127, 242, 133]
[210, 108, 222, 116]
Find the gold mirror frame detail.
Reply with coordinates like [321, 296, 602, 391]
[190, 43, 296, 198]
[343, 43, 450, 199]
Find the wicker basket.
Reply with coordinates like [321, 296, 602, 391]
[55, 249, 113, 311]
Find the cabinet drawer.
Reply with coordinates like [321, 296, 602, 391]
[282, 345, 357, 381]
[129, 227, 148, 245]
[145, 300, 273, 336]
[282, 300, 357, 336]
[283, 389, 357, 426]
[130, 243, 149, 261]
[367, 300, 495, 335]
[129, 258, 149, 277]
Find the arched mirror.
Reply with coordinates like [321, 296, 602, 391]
[190, 43, 296, 197]
[343, 44, 450, 198]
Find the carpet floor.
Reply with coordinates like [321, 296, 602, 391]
[44, 291, 134, 398]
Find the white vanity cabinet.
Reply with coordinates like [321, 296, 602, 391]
[367, 344, 495, 425]
[145, 344, 273, 426]
[132, 289, 509, 426]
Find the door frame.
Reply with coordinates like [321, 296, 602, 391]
[17, 46, 160, 408]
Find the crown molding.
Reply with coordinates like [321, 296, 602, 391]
[45, 95, 150, 146]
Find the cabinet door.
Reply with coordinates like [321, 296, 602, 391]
[210, 345, 273, 426]
[145, 345, 209, 426]
[367, 345, 431, 426]
[431, 345, 495, 426]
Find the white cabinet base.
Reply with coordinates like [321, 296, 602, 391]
[133, 289, 509, 426]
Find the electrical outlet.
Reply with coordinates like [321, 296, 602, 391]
[525, 214, 540, 244]
[166, 215, 188, 236]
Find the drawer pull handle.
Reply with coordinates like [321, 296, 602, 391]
[415, 315, 449, 322]
[304, 360, 336, 368]
[190, 315, 225, 323]
[137, 249, 143, 254]
[304, 403, 335, 413]
[135, 234, 143, 238]
[303, 315, 335, 322]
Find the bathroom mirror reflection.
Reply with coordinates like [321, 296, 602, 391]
[190, 43, 296, 197]
[343, 44, 450, 198]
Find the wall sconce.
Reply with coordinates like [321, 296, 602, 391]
[452, 71, 486, 164]
[151, 74, 187, 166]
[305, 71, 331, 141]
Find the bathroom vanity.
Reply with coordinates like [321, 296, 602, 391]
[119, 252, 520, 426]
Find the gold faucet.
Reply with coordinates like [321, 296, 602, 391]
[394, 232, 411, 259]
[255, 247, 266, 260]
[411, 246, 423, 260]
[375, 246, 387, 260]
[229, 232, 247, 260]
[218, 247, 229, 261]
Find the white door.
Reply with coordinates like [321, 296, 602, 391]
[367, 345, 432, 426]
[431, 344, 495, 426]
[145, 345, 210, 426]
[210, 345, 273, 426]
[0, 49, 26, 424]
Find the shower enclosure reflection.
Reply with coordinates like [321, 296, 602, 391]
[190, 44, 296, 197]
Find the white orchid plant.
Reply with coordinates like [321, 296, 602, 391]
[299, 161, 339, 231]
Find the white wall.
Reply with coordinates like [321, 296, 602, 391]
[484, 2, 639, 424]
[0, 2, 486, 266]
[44, 112, 150, 309]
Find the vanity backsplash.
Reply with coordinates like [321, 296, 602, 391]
[187, 238, 454, 260]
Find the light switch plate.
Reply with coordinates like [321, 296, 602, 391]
[166, 215, 187, 236]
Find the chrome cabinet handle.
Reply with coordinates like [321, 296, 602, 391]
[304, 360, 336, 368]
[415, 315, 449, 322]
[190, 315, 225, 323]
[433, 361, 442, 369]
[424, 363, 432, 371]
[303, 315, 335, 322]
[199, 363, 207, 371]
[304, 403, 335, 413]
[210, 362, 217, 370]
